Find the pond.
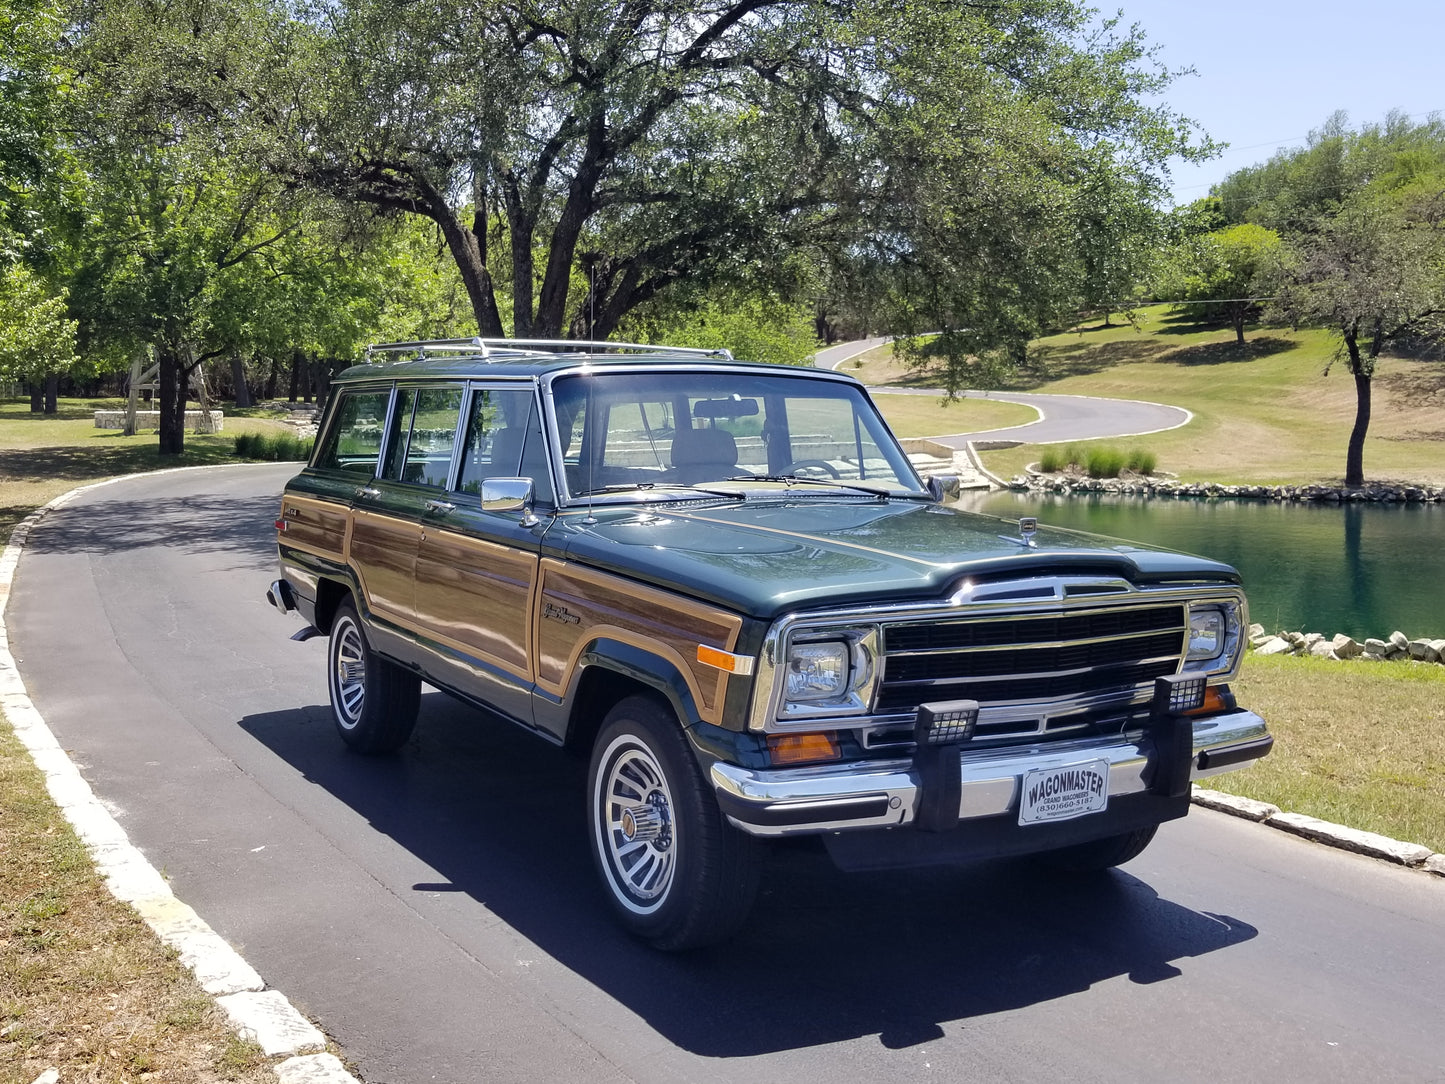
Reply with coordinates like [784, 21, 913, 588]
[958, 489, 1445, 641]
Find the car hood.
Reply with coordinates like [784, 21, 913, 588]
[553, 497, 1240, 618]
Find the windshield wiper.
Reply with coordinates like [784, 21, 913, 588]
[733, 474, 902, 499]
[578, 481, 746, 500]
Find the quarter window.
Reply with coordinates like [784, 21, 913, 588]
[313, 390, 392, 476]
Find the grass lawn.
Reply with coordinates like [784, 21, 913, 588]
[860, 307, 1445, 488]
[1231, 653, 1445, 854]
[0, 399, 297, 540]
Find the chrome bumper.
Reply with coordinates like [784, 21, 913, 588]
[710, 708, 1271, 838]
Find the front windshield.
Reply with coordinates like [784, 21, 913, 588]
[548, 369, 925, 501]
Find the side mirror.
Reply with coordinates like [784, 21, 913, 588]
[481, 477, 539, 525]
[927, 474, 961, 502]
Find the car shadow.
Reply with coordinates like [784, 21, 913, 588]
[241, 694, 1258, 1057]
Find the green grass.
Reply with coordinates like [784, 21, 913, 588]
[856, 307, 1445, 489]
[1227, 653, 1445, 853]
[0, 398, 296, 540]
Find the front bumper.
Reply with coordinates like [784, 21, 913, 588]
[710, 708, 1271, 838]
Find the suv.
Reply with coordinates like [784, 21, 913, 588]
[268, 339, 1272, 949]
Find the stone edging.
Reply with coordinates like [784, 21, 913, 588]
[1015, 474, 1443, 503]
[1192, 788, 1445, 877]
[1249, 623, 1445, 665]
[0, 470, 360, 1084]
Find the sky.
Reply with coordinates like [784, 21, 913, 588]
[1106, 0, 1445, 205]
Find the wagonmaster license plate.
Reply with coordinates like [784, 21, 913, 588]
[1019, 759, 1110, 825]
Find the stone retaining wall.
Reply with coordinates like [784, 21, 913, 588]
[94, 410, 225, 431]
[1249, 623, 1445, 665]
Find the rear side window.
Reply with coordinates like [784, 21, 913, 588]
[381, 385, 466, 487]
[313, 389, 392, 476]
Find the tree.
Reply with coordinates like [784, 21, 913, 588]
[0, 259, 78, 406]
[1268, 195, 1444, 487]
[1157, 223, 1281, 344]
[258, 0, 1206, 360]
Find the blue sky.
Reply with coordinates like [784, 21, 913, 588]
[1107, 0, 1444, 204]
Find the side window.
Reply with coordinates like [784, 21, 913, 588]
[456, 387, 546, 497]
[381, 386, 465, 488]
[313, 389, 393, 476]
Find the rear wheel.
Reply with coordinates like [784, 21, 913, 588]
[588, 695, 760, 950]
[327, 599, 420, 754]
[1035, 825, 1158, 873]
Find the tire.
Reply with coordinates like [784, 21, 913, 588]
[1035, 825, 1158, 873]
[326, 599, 421, 754]
[587, 695, 761, 950]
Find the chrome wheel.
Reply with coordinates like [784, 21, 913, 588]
[324, 599, 420, 754]
[330, 614, 367, 729]
[595, 735, 677, 912]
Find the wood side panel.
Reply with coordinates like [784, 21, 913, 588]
[278, 494, 349, 563]
[414, 529, 536, 679]
[535, 559, 743, 726]
[349, 510, 422, 624]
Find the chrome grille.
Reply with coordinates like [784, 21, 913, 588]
[876, 604, 1187, 717]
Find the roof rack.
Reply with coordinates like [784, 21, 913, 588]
[363, 338, 734, 362]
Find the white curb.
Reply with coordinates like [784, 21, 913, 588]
[1, 472, 363, 1082]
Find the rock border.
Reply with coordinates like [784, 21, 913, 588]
[1249, 623, 1445, 665]
[1014, 473, 1443, 504]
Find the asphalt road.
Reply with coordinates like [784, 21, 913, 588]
[10, 465, 1445, 1083]
[814, 338, 1191, 445]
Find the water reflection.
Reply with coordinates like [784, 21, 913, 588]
[960, 491, 1445, 639]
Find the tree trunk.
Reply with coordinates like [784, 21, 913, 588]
[29, 382, 42, 413]
[157, 343, 186, 456]
[231, 351, 253, 408]
[43, 373, 59, 414]
[1343, 330, 1370, 488]
[288, 351, 301, 402]
[1233, 307, 1246, 345]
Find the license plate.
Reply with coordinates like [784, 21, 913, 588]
[1019, 759, 1110, 825]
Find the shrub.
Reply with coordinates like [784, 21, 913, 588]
[234, 432, 313, 462]
[1038, 447, 1066, 472]
[1127, 448, 1158, 474]
[1085, 448, 1126, 478]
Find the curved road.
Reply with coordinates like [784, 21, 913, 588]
[815, 338, 1191, 446]
[9, 465, 1445, 1083]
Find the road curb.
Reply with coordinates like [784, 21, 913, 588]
[0, 469, 363, 1084]
[1192, 787, 1445, 875]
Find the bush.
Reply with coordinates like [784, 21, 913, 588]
[1127, 448, 1157, 474]
[234, 432, 313, 462]
[1084, 448, 1126, 478]
[1038, 447, 1064, 472]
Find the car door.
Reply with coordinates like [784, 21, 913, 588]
[412, 383, 553, 727]
[349, 383, 466, 647]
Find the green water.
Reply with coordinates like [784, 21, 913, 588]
[959, 490, 1445, 641]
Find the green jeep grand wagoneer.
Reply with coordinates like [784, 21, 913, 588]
[268, 338, 1272, 949]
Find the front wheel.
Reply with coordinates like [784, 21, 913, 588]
[1035, 825, 1158, 873]
[588, 696, 760, 950]
[327, 599, 420, 754]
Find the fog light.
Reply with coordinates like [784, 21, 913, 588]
[1154, 673, 1207, 716]
[914, 700, 979, 746]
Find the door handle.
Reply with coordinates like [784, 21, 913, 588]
[355, 486, 381, 499]
[425, 499, 456, 514]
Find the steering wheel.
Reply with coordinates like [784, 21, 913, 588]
[780, 458, 841, 479]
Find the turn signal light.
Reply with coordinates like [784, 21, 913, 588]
[768, 732, 842, 765]
[1186, 685, 1231, 716]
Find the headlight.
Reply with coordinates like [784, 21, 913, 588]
[1184, 602, 1242, 674]
[1188, 609, 1225, 662]
[786, 641, 849, 702]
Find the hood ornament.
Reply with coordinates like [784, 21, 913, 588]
[999, 516, 1039, 549]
